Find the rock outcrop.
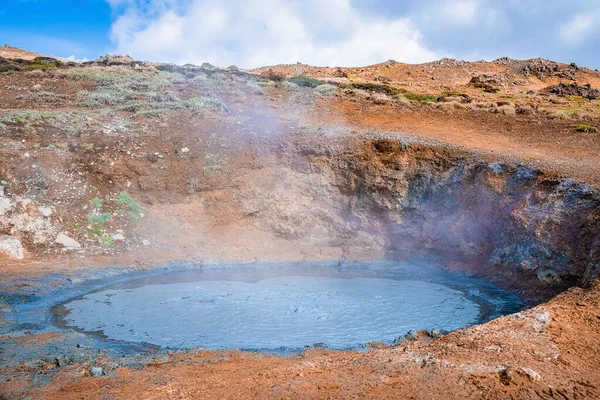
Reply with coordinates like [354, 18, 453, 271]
[0, 235, 24, 259]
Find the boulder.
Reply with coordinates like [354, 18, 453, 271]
[0, 235, 25, 259]
[55, 233, 81, 249]
[542, 82, 599, 100]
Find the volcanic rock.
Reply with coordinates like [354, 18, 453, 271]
[0, 235, 25, 259]
[55, 233, 81, 249]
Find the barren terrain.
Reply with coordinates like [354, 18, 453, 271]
[0, 46, 599, 399]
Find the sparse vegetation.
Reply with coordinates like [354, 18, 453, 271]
[556, 104, 583, 118]
[115, 101, 147, 112]
[78, 89, 133, 106]
[117, 192, 141, 219]
[91, 197, 104, 208]
[70, 68, 182, 107]
[211, 72, 229, 81]
[0, 111, 45, 124]
[315, 84, 338, 96]
[494, 104, 516, 116]
[151, 91, 180, 103]
[86, 212, 113, 244]
[516, 105, 535, 115]
[16, 90, 67, 104]
[99, 235, 115, 246]
[441, 91, 467, 97]
[183, 96, 228, 112]
[23, 59, 57, 71]
[401, 91, 441, 104]
[245, 81, 263, 95]
[342, 82, 441, 104]
[69, 69, 172, 89]
[87, 212, 112, 226]
[576, 124, 597, 133]
[286, 76, 326, 88]
[345, 82, 399, 96]
[135, 108, 170, 116]
[567, 95, 589, 104]
[202, 133, 229, 174]
[204, 152, 227, 173]
[155, 64, 180, 73]
[0, 64, 20, 72]
[186, 178, 200, 193]
[282, 81, 299, 91]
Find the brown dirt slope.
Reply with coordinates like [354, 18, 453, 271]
[0, 44, 44, 60]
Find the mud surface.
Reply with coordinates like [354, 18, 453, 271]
[59, 262, 521, 351]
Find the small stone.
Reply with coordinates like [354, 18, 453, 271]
[56, 233, 81, 249]
[32, 84, 42, 91]
[55, 355, 73, 368]
[430, 329, 442, 338]
[39, 206, 53, 217]
[90, 366, 104, 377]
[0, 235, 25, 259]
[518, 367, 541, 381]
[181, 147, 190, 153]
[111, 233, 125, 241]
[142, 239, 151, 246]
[24, 152, 30, 158]
[485, 344, 502, 352]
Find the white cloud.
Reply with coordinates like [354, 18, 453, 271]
[107, 0, 438, 68]
[63, 55, 90, 62]
[560, 13, 596, 46]
[439, 0, 479, 25]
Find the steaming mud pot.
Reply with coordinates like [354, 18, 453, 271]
[58, 262, 521, 351]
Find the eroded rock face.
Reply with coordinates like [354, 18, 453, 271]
[275, 138, 600, 298]
[0, 235, 25, 259]
[0, 193, 57, 251]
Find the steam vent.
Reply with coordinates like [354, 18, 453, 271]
[1, 46, 600, 399]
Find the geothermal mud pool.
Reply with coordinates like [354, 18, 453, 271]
[55, 261, 522, 352]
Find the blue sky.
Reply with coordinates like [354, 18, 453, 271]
[0, 0, 113, 59]
[1, 0, 599, 68]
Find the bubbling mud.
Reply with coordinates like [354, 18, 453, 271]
[60, 261, 522, 352]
